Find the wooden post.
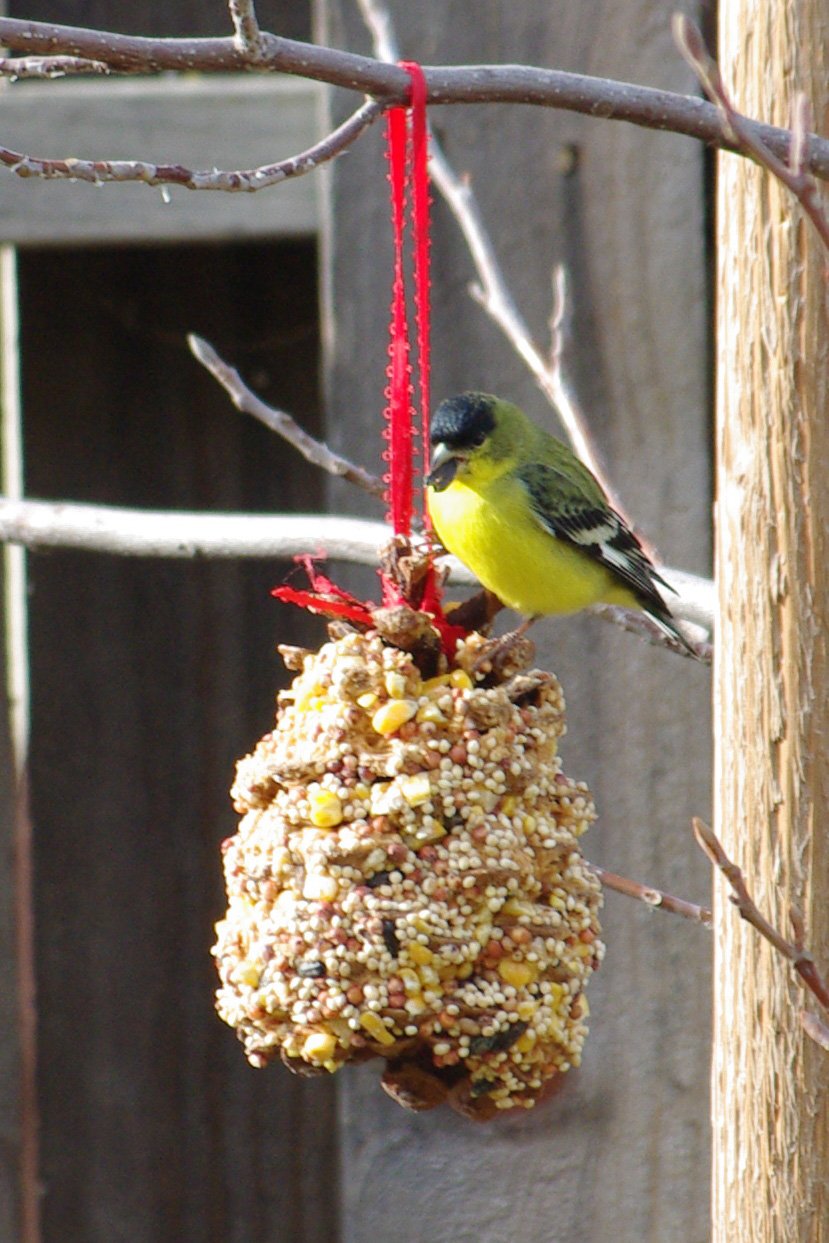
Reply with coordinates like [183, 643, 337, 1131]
[714, 2, 829, 1239]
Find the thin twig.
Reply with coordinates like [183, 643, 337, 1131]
[801, 1011, 829, 1051]
[0, 54, 110, 78]
[188, 335, 385, 498]
[693, 819, 829, 1038]
[0, 97, 382, 193]
[228, 0, 265, 60]
[590, 602, 712, 663]
[590, 863, 712, 927]
[674, 15, 829, 250]
[0, 18, 826, 179]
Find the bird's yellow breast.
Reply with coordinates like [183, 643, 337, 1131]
[428, 472, 636, 616]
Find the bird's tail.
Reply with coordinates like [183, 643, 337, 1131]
[645, 604, 703, 660]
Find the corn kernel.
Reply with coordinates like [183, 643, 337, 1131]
[371, 699, 417, 735]
[295, 681, 323, 712]
[501, 795, 517, 817]
[384, 671, 408, 699]
[449, 669, 473, 690]
[515, 1030, 537, 1054]
[303, 1031, 338, 1062]
[308, 787, 344, 828]
[456, 962, 474, 980]
[408, 942, 434, 966]
[416, 702, 446, 725]
[497, 959, 537, 989]
[236, 960, 261, 988]
[359, 1011, 396, 1045]
[357, 691, 378, 709]
[421, 673, 452, 695]
[398, 967, 422, 996]
[402, 822, 446, 848]
[400, 773, 431, 806]
[502, 898, 535, 918]
[303, 873, 339, 902]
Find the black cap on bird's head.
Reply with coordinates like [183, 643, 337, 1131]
[427, 392, 498, 491]
[430, 392, 497, 450]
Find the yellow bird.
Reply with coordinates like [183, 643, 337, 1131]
[426, 392, 696, 655]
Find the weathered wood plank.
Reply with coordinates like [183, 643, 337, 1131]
[0, 616, 25, 1243]
[318, 4, 711, 1241]
[0, 77, 322, 245]
[21, 240, 337, 1243]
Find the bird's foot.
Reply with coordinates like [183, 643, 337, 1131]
[472, 616, 538, 679]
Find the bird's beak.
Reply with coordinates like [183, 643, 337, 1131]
[426, 442, 460, 492]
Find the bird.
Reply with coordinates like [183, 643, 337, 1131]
[425, 391, 697, 657]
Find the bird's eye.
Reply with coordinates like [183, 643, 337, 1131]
[470, 430, 487, 447]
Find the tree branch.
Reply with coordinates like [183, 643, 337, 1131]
[674, 15, 829, 250]
[591, 602, 711, 662]
[0, 17, 827, 180]
[801, 1010, 829, 1052]
[590, 863, 712, 927]
[0, 500, 394, 562]
[227, 0, 265, 60]
[0, 498, 713, 635]
[693, 819, 829, 1047]
[0, 96, 383, 192]
[0, 53, 110, 78]
[188, 334, 384, 498]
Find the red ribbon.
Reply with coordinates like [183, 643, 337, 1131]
[382, 62, 432, 560]
[273, 65, 467, 656]
[273, 555, 375, 627]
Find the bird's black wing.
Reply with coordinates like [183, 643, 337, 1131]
[518, 461, 675, 615]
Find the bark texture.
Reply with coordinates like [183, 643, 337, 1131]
[714, 2, 829, 1239]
